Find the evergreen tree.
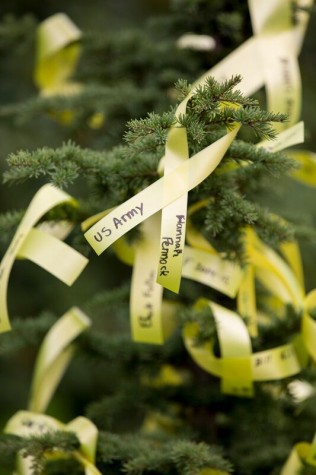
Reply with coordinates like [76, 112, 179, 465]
[0, 1, 316, 474]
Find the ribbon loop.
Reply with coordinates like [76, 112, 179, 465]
[5, 411, 101, 475]
[29, 307, 91, 413]
[35, 13, 81, 93]
[0, 184, 88, 333]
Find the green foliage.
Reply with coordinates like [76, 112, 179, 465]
[179, 304, 217, 345]
[0, 431, 80, 474]
[94, 432, 233, 475]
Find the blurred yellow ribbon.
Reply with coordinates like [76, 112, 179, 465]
[34, 13, 81, 95]
[199, 469, 229, 475]
[281, 431, 316, 474]
[34, 13, 104, 128]
[28, 306, 91, 413]
[5, 411, 100, 475]
[244, 227, 316, 370]
[204, 0, 314, 183]
[0, 184, 88, 333]
[130, 213, 165, 344]
[287, 149, 316, 187]
[248, 0, 302, 131]
[183, 298, 308, 397]
[206, 0, 312, 124]
[182, 118, 304, 339]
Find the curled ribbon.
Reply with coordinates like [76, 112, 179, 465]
[183, 298, 308, 397]
[248, 0, 302, 131]
[281, 431, 316, 474]
[182, 218, 316, 396]
[246, 227, 316, 371]
[35, 13, 104, 128]
[5, 411, 100, 475]
[29, 306, 91, 413]
[201, 0, 313, 180]
[0, 184, 88, 333]
[287, 149, 316, 187]
[34, 13, 81, 95]
[208, 0, 312, 123]
[236, 122, 305, 337]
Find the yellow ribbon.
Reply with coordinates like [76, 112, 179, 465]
[279, 239, 305, 290]
[183, 299, 308, 397]
[83, 0, 312, 300]
[287, 150, 316, 187]
[237, 263, 257, 337]
[246, 229, 304, 310]
[84, 121, 240, 347]
[181, 201, 314, 395]
[112, 229, 242, 300]
[115, 233, 242, 345]
[35, 13, 81, 94]
[29, 307, 91, 413]
[183, 225, 316, 396]
[206, 0, 312, 108]
[0, 184, 88, 333]
[247, 0, 316, 185]
[4, 2, 315, 396]
[203, 0, 313, 181]
[34, 13, 104, 128]
[5, 411, 100, 475]
[157, 92, 244, 294]
[245, 228, 316, 369]
[248, 0, 302, 131]
[281, 431, 316, 474]
[182, 246, 242, 298]
[302, 290, 316, 362]
[130, 213, 165, 344]
[236, 121, 305, 336]
[157, 126, 189, 293]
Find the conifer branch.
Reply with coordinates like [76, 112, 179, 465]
[0, 312, 56, 356]
[96, 432, 233, 475]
